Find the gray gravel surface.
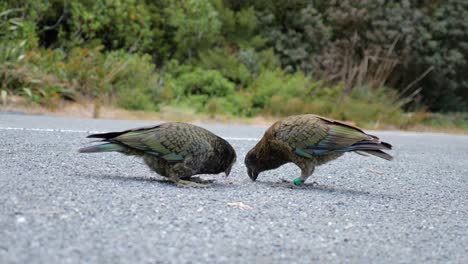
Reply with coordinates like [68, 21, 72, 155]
[1, 112, 468, 264]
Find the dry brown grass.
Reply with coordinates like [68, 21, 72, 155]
[2, 98, 467, 134]
[0, 98, 274, 125]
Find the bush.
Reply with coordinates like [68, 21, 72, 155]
[249, 69, 315, 111]
[421, 112, 468, 130]
[105, 51, 161, 111]
[205, 93, 254, 117]
[165, 0, 221, 61]
[246, 66, 408, 127]
[1, 39, 160, 111]
[251, 0, 468, 111]
[163, 64, 243, 114]
[2, 0, 467, 128]
[197, 48, 252, 87]
[332, 86, 406, 128]
[0, 7, 73, 106]
[168, 67, 235, 98]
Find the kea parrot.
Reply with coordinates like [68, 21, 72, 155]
[79, 122, 237, 187]
[244, 114, 392, 186]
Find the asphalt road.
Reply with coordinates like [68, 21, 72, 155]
[1, 112, 467, 264]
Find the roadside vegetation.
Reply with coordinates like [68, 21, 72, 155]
[1, 1, 467, 130]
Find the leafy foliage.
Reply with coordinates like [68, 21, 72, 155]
[163, 63, 244, 115]
[250, 0, 468, 111]
[1, 0, 467, 128]
[0, 7, 159, 112]
[66, 1, 154, 51]
[166, 0, 221, 61]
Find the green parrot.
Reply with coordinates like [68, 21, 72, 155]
[79, 122, 237, 187]
[244, 114, 392, 186]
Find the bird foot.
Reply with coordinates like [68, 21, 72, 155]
[277, 179, 299, 188]
[279, 178, 319, 187]
[176, 179, 211, 188]
[189, 176, 215, 184]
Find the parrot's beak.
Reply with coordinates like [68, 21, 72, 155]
[247, 167, 258, 181]
[225, 164, 233, 177]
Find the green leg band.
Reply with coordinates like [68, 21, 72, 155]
[293, 177, 302, 186]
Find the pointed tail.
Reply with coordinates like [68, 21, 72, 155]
[78, 143, 125, 153]
[347, 140, 393, 161]
[360, 149, 393, 161]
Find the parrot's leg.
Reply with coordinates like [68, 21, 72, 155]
[189, 176, 215, 184]
[176, 179, 211, 188]
[293, 165, 316, 186]
[167, 163, 211, 188]
[168, 174, 210, 188]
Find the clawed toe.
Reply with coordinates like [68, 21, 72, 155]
[278, 178, 319, 188]
[176, 180, 211, 188]
[190, 177, 215, 184]
[275, 179, 297, 188]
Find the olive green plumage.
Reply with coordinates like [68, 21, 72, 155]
[244, 114, 392, 186]
[79, 122, 237, 187]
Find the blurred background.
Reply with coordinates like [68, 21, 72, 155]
[0, 0, 467, 130]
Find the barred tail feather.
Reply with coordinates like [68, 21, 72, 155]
[348, 140, 393, 160]
[86, 131, 125, 139]
[352, 140, 392, 150]
[361, 150, 393, 161]
[78, 143, 125, 153]
[379, 141, 392, 149]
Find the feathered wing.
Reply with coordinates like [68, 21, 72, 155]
[79, 124, 211, 162]
[279, 115, 392, 160]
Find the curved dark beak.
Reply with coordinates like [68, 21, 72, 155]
[247, 167, 258, 181]
[225, 164, 233, 177]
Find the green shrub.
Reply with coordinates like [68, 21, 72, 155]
[172, 68, 234, 97]
[333, 86, 405, 128]
[249, 69, 314, 111]
[163, 65, 242, 114]
[197, 48, 252, 86]
[250, 0, 467, 111]
[205, 93, 254, 116]
[105, 51, 161, 111]
[247, 66, 407, 127]
[166, 0, 221, 61]
[2, 0, 467, 128]
[1, 40, 160, 111]
[55, 0, 156, 53]
[421, 113, 468, 130]
[212, 1, 265, 49]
